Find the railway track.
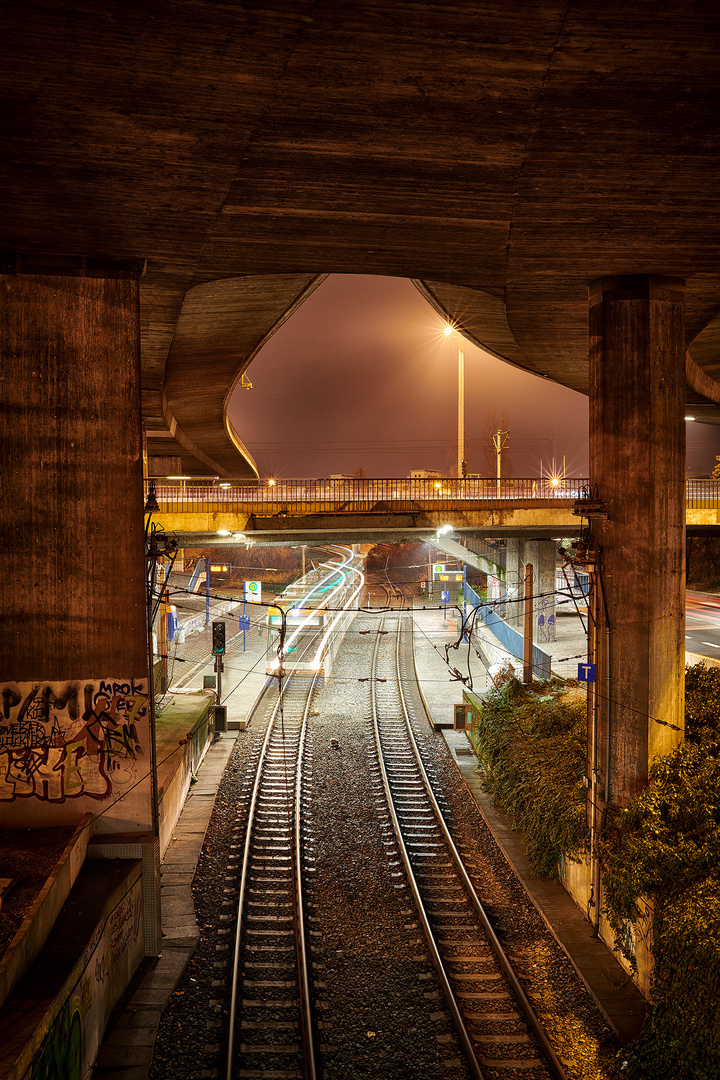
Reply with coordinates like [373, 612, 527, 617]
[370, 608, 570, 1080]
[222, 589, 572, 1079]
[225, 664, 319, 1080]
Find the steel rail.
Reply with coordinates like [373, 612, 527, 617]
[225, 654, 317, 1080]
[394, 611, 569, 1080]
[369, 610, 486, 1080]
[294, 673, 320, 1080]
[225, 551, 360, 1080]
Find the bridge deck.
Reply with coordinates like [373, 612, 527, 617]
[145, 477, 720, 542]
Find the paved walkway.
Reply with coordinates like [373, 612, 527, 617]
[92, 628, 272, 1079]
[92, 730, 237, 1080]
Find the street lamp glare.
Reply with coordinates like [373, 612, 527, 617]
[443, 325, 453, 336]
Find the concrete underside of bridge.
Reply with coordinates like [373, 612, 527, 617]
[4, 4, 720, 828]
[151, 507, 583, 540]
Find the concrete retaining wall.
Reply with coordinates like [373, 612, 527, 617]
[0, 860, 143, 1080]
[0, 814, 91, 1012]
[157, 700, 213, 857]
[560, 853, 653, 999]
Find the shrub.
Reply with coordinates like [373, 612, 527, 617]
[472, 676, 589, 877]
[600, 663, 720, 1079]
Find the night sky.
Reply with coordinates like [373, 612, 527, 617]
[227, 275, 719, 481]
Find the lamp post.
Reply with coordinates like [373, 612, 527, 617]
[444, 325, 465, 478]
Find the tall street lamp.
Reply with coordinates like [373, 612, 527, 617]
[444, 324, 465, 478]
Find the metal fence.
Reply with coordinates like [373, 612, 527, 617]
[146, 477, 720, 514]
[147, 476, 591, 514]
[686, 479, 720, 509]
[463, 537, 507, 571]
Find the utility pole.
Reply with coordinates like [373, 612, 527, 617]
[523, 562, 534, 684]
[205, 555, 211, 626]
[457, 345, 465, 479]
[493, 429, 510, 498]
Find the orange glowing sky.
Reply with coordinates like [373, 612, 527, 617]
[228, 274, 719, 480]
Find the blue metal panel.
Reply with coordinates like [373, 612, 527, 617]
[464, 583, 552, 679]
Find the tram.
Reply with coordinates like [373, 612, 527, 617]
[266, 547, 365, 679]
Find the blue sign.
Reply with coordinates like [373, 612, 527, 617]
[578, 662, 596, 683]
[440, 590, 450, 603]
[238, 615, 251, 628]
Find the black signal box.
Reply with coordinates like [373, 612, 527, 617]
[212, 621, 226, 655]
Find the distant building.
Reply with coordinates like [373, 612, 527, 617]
[409, 469, 441, 479]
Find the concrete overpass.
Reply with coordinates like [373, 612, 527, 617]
[4, 3, 720, 845]
[148, 477, 720, 545]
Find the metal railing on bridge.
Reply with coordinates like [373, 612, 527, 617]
[145, 476, 720, 515]
[147, 476, 590, 514]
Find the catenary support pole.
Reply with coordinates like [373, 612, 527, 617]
[523, 562, 534, 684]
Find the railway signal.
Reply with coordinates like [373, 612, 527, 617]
[212, 620, 226, 655]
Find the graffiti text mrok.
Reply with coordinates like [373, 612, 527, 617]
[0, 679, 148, 802]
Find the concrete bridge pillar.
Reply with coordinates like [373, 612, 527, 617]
[525, 540, 557, 643]
[505, 539, 525, 629]
[588, 275, 685, 811]
[0, 259, 152, 832]
[505, 539, 556, 642]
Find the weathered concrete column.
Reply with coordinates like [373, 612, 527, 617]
[589, 275, 685, 811]
[505, 539, 525, 628]
[0, 258, 150, 832]
[525, 540, 557, 643]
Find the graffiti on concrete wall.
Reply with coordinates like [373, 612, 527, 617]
[0, 679, 148, 802]
[22, 884, 143, 1080]
[26, 998, 84, 1080]
[536, 595, 556, 642]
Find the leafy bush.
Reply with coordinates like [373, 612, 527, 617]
[600, 664, 720, 1079]
[471, 676, 589, 877]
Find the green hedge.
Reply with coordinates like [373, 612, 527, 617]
[471, 676, 589, 877]
[599, 664, 720, 1079]
[472, 665, 720, 1078]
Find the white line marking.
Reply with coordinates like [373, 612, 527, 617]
[701, 641, 719, 649]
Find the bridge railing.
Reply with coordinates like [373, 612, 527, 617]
[145, 477, 720, 514]
[686, 479, 720, 509]
[147, 476, 591, 513]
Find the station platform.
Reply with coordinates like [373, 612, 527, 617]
[92, 632, 272, 1079]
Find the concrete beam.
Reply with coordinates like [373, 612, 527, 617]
[148, 508, 582, 538]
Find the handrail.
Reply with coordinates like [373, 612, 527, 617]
[143, 476, 720, 515]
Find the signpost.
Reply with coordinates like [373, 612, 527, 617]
[238, 604, 251, 652]
[205, 555, 211, 626]
[245, 580, 262, 603]
[578, 662, 596, 682]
